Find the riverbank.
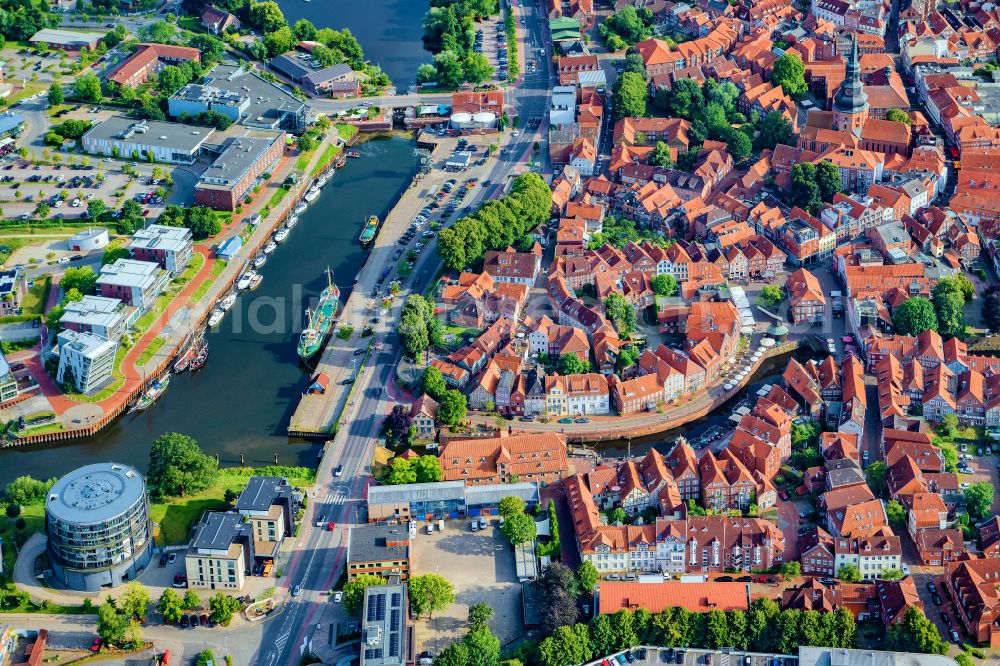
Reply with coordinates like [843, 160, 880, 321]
[1, 131, 349, 448]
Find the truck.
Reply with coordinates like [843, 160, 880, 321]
[262, 559, 274, 577]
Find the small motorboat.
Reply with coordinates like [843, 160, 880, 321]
[315, 175, 329, 188]
[237, 272, 255, 290]
[274, 228, 289, 243]
[207, 309, 225, 327]
[218, 293, 237, 311]
[286, 215, 299, 229]
[304, 188, 320, 203]
[294, 202, 308, 214]
[263, 240, 277, 255]
[253, 253, 267, 269]
[249, 272, 263, 290]
[173, 348, 193, 374]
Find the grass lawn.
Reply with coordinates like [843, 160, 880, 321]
[21, 275, 52, 316]
[295, 148, 316, 172]
[310, 145, 338, 177]
[190, 278, 215, 303]
[171, 252, 205, 285]
[0, 237, 31, 266]
[266, 185, 291, 209]
[210, 260, 227, 277]
[65, 346, 127, 403]
[136, 336, 167, 367]
[337, 124, 358, 141]
[6, 84, 44, 106]
[133, 293, 171, 333]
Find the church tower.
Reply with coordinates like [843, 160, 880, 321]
[832, 33, 869, 135]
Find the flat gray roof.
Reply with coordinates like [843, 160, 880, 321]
[129, 224, 192, 253]
[348, 524, 409, 564]
[97, 258, 163, 289]
[305, 63, 354, 85]
[201, 63, 309, 126]
[198, 134, 282, 188]
[83, 116, 214, 153]
[46, 462, 146, 525]
[270, 53, 312, 81]
[235, 476, 290, 512]
[798, 648, 958, 666]
[191, 511, 245, 551]
[367, 481, 466, 506]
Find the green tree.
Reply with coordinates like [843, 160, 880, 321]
[249, 0, 286, 31]
[97, 601, 128, 646]
[293, 18, 317, 40]
[465, 626, 501, 666]
[182, 589, 201, 610]
[608, 506, 627, 524]
[409, 573, 455, 619]
[885, 109, 912, 124]
[463, 53, 494, 85]
[414, 455, 442, 483]
[87, 198, 107, 222]
[385, 458, 416, 485]
[498, 495, 526, 517]
[433, 50, 465, 88]
[759, 285, 783, 308]
[604, 293, 636, 336]
[885, 499, 907, 526]
[705, 609, 729, 648]
[865, 461, 888, 496]
[119, 581, 150, 621]
[608, 609, 637, 651]
[468, 602, 493, 630]
[815, 160, 843, 202]
[263, 26, 296, 58]
[47, 82, 64, 106]
[886, 607, 948, 655]
[589, 614, 615, 655]
[557, 353, 589, 375]
[146, 432, 219, 499]
[724, 128, 752, 163]
[779, 561, 801, 580]
[343, 574, 387, 616]
[837, 564, 862, 583]
[72, 74, 102, 103]
[60, 266, 98, 294]
[648, 141, 673, 168]
[101, 241, 131, 266]
[4, 476, 54, 505]
[755, 111, 792, 150]
[651, 273, 677, 296]
[4, 505, 18, 518]
[881, 568, 905, 580]
[380, 404, 414, 448]
[156, 588, 184, 624]
[789, 162, 821, 213]
[437, 389, 467, 426]
[421, 366, 447, 401]
[933, 278, 967, 338]
[539, 624, 593, 666]
[612, 71, 647, 120]
[500, 512, 536, 545]
[208, 593, 241, 626]
[772, 52, 807, 98]
[893, 297, 937, 335]
[966, 481, 995, 520]
[576, 561, 598, 593]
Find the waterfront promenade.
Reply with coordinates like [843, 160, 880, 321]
[3, 132, 346, 445]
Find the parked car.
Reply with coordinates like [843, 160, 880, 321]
[950, 628, 961, 642]
[168, 553, 177, 564]
[291, 584, 301, 597]
[180, 615, 189, 628]
[558, 417, 573, 423]
[333, 464, 343, 477]
[333, 591, 344, 602]
[159, 554, 168, 566]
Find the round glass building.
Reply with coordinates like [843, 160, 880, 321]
[45, 462, 152, 591]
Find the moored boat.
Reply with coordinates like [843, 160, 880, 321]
[189, 344, 209, 371]
[263, 240, 277, 255]
[294, 202, 308, 214]
[132, 375, 170, 412]
[253, 253, 267, 269]
[286, 214, 299, 229]
[359, 215, 380, 247]
[219, 293, 237, 311]
[304, 188, 320, 203]
[315, 175, 329, 188]
[207, 308, 225, 327]
[274, 228, 289, 243]
[173, 347, 193, 373]
[249, 272, 263, 290]
[346, 150, 361, 158]
[297, 268, 341, 361]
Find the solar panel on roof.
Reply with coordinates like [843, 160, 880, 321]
[389, 633, 400, 657]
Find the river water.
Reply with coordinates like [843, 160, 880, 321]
[0, 138, 420, 486]
[276, 0, 430, 88]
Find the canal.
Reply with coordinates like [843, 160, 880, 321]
[0, 137, 421, 486]
[276, 0, 431, 89]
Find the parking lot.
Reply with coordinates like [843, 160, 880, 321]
[475, 16, 509, 83]
[409, 519, 525, 653]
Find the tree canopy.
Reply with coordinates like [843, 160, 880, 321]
[409, 573, 455, 618]
[772, 52, 807, 98]
[893, 297, 937, 335]
[146, 432, 218, 499]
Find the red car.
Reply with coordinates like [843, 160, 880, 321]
[327, 522, 335, 531]
[91, 638, 102, 652]
[142, 209, 150, 216]
[779, 490, 789, 501]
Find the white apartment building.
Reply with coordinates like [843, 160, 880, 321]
[56, 329, 117, 394]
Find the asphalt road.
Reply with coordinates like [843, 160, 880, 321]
[251, 6, 554, 664]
